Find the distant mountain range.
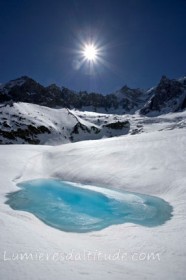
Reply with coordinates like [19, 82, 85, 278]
[0, 75, 186, 115]
[0, 75, 186, 145]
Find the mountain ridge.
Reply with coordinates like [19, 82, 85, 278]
[0, 75, 186, 115]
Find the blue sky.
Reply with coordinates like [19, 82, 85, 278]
[0, 0, 186, 93]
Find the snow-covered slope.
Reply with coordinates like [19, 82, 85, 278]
[1, 102, 186, 145]
[0, 124, 186, 280]
[0, 102, 130, 144]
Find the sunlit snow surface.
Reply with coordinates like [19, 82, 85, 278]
[6, 179, 172, 233]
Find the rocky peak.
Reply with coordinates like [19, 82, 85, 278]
[46, 84, 61, 91]
[46, 84, 62, 98]
[120, 85, 130, 92]
[140, 76, 186, 115]
[156, 76, 183, 97]
[159, 75, 169, 83]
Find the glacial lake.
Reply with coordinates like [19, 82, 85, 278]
[6, 179, 173, 233]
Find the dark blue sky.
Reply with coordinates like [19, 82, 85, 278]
[0, 0, 186, 93]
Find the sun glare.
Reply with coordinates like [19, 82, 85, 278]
[83, 44, 98, 61]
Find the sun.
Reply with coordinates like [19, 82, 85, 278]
[83, 44, 98, 61]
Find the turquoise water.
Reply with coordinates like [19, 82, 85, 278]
[6, 179, 173, 233]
